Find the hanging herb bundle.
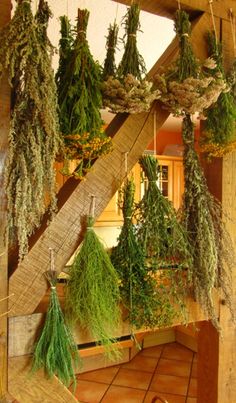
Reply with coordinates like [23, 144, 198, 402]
[137, 155, 192, 272]
[0, 0, 62, 260]
[56, 9, 112, 178]
[65, 202, 121, 359]
[200, 32, 236, 159]
[102, 3, 160, 114]
[154, 10, 226, 117]
[102, 22, 119, 80]
[181, 116, 234, 328]
[111, 178, 179, 330]
[31, 265, 80, 387]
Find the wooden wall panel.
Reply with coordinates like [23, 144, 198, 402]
[0, 0, 11, 400]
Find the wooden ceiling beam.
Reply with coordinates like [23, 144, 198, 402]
[113, 0, 236, 22]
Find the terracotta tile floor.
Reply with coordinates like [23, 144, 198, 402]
[73, 342, 197, 403]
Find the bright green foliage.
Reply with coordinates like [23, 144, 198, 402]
[102, 22, 119, 80]
[117, 3, 146, 80]
[181, 115, 234, 329]
[66, 216, 121, 359]
[174, 9, 199, 81]
[0, 0, 62, 260]
[55, 15, 74, 102]
[31, 271, 80, 388]
[201, 32, 236, 158]
[57, 9, 103, 136]
[111, 179, 179, 330]
[137, 155, 192, 272]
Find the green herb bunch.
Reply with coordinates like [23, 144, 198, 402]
[111, 178, 178, 330]
[201, 31, 236, 158]
[0, 0, 62, 260]
[102, 3, 159, 114]
[181, 115, 234, 328]
[66, 215, 121, 359]
[56, 9, 112, 178]
[102, 22, 119, 80]
[32, 270, 80, 388]
[154, 10, 226, 117]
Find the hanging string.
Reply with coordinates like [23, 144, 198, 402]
[66, 0, 69, 18]
[153, 110, 157, 156]
[89, 195, 96, 218]
[124, 151, 129, 176]
[115, 3, 119, 23]
[177, 0, 181, 10]
[229, 9, 236, 58]
[209, 0, 218, 43]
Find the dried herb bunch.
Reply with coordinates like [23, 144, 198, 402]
[102, 22, 119, 80]
[0, 0, 62, 259]
[56, 9, 112, 178]
[201, 32, 236, 158]
[154, 10, 226, 116]
[111, 179, 179, 330]
[66, 215, 121, 359]
[102, 3, 159, 114]
[32, 270, 80, 387]
[137, 155, 192, 272]
[181, 115, 234, 328]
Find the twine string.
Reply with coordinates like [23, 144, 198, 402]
[89, 195, 96, 218]
[153, 110, 157, 156]
[229, 9, 236, 57]
[177, 0, 181, 10]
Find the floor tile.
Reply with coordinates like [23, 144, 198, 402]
[73, 379, 109, 402]
[191, 362, 197, 378]
[144, 391, 186, 403]
[186, 398, 197, 403]
[101, 385, 146, 402]
[149, 373, 189, 396]
[140, 345, 163, 358]
[162, 342, 193, 362]
[122, 355, 158, 372]
[156, 358, 191, 377]
[188, 377, 197, 397]
[77, 366, 120, 384]
[112, 368, 153, 390]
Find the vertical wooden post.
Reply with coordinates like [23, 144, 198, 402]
[0, 1, 11, 401]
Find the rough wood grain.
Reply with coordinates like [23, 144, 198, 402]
[0, 1, 11, 400]
[8, 356, 78, 403]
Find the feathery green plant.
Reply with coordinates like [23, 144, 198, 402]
[0, 0, 62, 260]
[117, 2, 146, 80]
[137, 155, 192, 272]
[111, 178, 179, 330]
[102, 22, 119, 80]
[66, 214, 121, 359]
[31, 270, 80, 387]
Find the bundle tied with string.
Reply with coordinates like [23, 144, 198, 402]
[154, 9, 227, 117]
[111, 178, 177, 330]
[200, 31, 236, 159]
[0, 0, 62, 260]
[65, 196, 121, 360]
[31, 250, 80, 388]
[56, 9, 112, 179]
[102, 2, 160, 114]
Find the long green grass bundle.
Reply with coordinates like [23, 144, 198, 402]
[102, 3, 159, 114]
[111, 179, 178, 329]
[31, 270, 80, 387]
[182, 115, 234, 328]
[201, 32, 236, 158]
[66, 215, 121, 359]
[102, 22, 119, 80]
[56, 9, 112, 178]
[137, 155, 192, 271]
[0, 0, 62, 260]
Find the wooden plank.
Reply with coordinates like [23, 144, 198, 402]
[0, 1, 11, 401]
[8, 356, 78, 403]
[113, 0, 236, 22]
